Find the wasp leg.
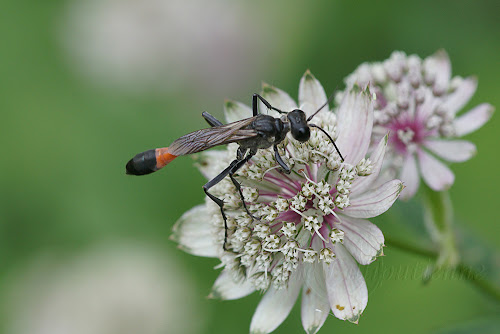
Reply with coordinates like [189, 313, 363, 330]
[228, 151, 259, 221]
[252, 93, 286, 116]
[274, 144, 291, 174]
[202, 111, 223, 127]
[236, 147, 246, 161]
[203, 159, 239, 251]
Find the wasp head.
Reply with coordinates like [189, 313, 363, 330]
[287, 109, 310, 142]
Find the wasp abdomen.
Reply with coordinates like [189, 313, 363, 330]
[126, 149, 158, 175]
[126, 148, 178, 175]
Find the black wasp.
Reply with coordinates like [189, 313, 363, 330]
[126, 93, 344, 249]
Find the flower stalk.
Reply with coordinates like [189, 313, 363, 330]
[385, 234, 500, 303]
[421, 185, 459, 282]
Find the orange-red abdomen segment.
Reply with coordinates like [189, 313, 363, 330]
[155, 147, 178, 169]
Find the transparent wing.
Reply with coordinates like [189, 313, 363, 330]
[168, 117, 257, 156]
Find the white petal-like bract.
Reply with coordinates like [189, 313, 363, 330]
[424, 139, 476, 162]
[210, 270, 255, 300]
[336, 87, 374, 165]
[454, 103, 494, 136]
[250, 269, 302, 334]
[344, 180, 403, 218]
[324, 245, 368, 323]
[418, 149, 455, 191]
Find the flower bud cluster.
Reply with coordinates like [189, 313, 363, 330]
[342, 51, 465, 149]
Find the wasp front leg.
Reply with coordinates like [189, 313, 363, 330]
[273, 144, 291, 174]
[252, 93, 286, 116]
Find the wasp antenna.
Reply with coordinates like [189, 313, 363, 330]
[309, 124, 344, 162]
[306, 87, 338, 122]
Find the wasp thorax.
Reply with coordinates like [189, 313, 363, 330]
[287, 109, 310, 142]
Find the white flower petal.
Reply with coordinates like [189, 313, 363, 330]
[261, 83, 298, 116]
[442, 76, 477, 115]
[250, 268, 302, 334]
[424, 139, 476, 162]
[301, 263, 329, 334]
[344, 180, 403, 218]
[338, 215, 384, 265]
[299, 70, 328, 118]
[224, 100, 253, 123]
[194, 150, 229, 180]
[209, 270, 255, 300]
[417, 149, 454, 191]
[399, 153, 420, 200]
[335, 86, 374, 164]
[424, 49, 451, 95]
[453, 103, 494, 136]
[351, 134, 388, 194]
[171, 205, 220, 257]
[323, 244, 368, 323]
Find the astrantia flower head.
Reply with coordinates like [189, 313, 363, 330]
[340, 50, 494, 199]
[172, 71, 403, 333]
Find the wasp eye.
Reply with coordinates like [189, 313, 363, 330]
[293, 126, 310, 142]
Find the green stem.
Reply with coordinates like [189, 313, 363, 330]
[455, 264, 500, 302]
[385, 236, 500, 303]
[386, 186, 500, 301]
[384, 235, 435, 258]
[421, 186, 460, 269]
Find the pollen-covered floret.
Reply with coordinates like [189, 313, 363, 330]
[330, 228, 345, 243]
[319, 248, 336, 264]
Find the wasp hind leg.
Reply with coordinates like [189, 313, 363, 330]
[229, 151, 259, 221]
[202, 111, 223, 127]
[203, 160, 239, 251]
[203, 150, 257, 250]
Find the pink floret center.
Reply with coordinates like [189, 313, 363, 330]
[386, 114, 431, 154]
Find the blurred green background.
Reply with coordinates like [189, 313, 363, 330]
[1, 0, 499, 333]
